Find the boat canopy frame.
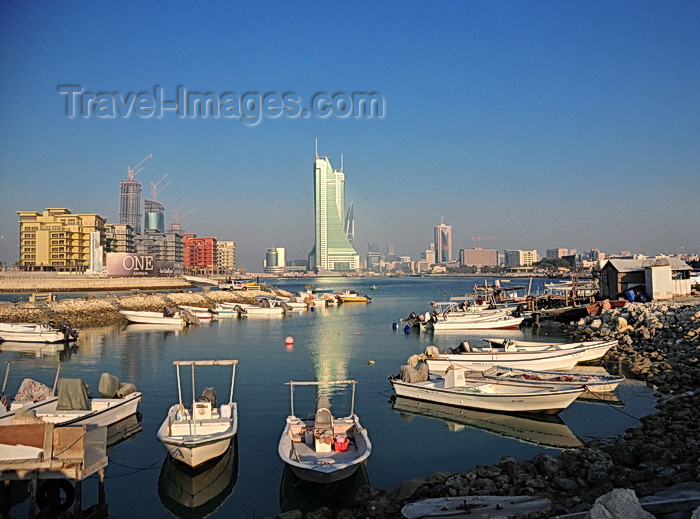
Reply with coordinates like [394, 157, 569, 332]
[285, 380, 357, 420]
[173, 359, 238, 409]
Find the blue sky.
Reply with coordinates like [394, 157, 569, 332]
[1, 1, 698, 270]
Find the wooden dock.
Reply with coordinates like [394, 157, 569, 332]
[0, 422, 108, 519]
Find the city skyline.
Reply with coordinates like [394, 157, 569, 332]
[1, 3, 699, 270]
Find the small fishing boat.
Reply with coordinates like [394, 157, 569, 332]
[177, 305, 219, 321]
[431, 314, 525, 330]
[482, 338, 617, 363]
[157, 360, 239, 469]
[278, 380, 371, 484]
[389, 364, 585, 414]
[336, 290, 371, 303]
[415, 344, 587, 373]
[119, 308, 200, 326]
[0, 321, 78, 343]
[476, 365, 625, 393]
[0, 372, 142, 428]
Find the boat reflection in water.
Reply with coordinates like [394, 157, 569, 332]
[279, 463, 370, 514]
[158, 438, 238, 519]
[107, 412, 143, 452]
[390, 396, 583, 450]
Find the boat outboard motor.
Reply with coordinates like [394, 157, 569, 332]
[280, 302, 292, 313]
[58, 321, 78, 340]
[163, 306, 175, 317]
[198, 387, 217, 408]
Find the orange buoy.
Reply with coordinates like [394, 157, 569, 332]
[285, 336, 294, 344]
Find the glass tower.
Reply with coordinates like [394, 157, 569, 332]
[119, 179, 142, 233]
[310, 151, 359, 273]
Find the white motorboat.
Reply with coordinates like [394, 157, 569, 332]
[0, 321, 78, 343]
[176, 305, 218, 321]
[157, 360, 239, 469]
[278, 380, 371, 484]
[119, 309, 200, 326]
[238, 297, 292, 316]
[416, 344, 587, 373]
[0, 373, 142, 428]
[431, 314, 525, 331]
[389, 365, 585, 414]
[482, 338, 617, 363]
[476, 365, 625, 393]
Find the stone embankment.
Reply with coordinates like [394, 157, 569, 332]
[0, 286, 293, 327]
[0, 274, 194, 293]
[277, 300, 700, 519]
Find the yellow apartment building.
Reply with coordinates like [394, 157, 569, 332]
[17, 208, 107, 271]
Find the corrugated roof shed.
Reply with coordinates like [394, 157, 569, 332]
[604, 258, 691, 272]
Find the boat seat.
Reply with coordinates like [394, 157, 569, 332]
[313, 395, 334, 452]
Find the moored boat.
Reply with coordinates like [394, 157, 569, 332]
[177, 305, 219, 321]
[278, 380, 371, 484]
[482, 338, 617, 363]
[157, 360, 239, 469]
[0, 372, 142, 428]
[415, 344, 587, 373]
[476, 365, 625, 393]
[389, 364, 585, 414]
[336, 290, 371, 303]
[119, 308, 200, 326]
[0, 321, 78, 344]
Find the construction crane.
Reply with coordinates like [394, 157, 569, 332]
[126, 154, 152, 180]
[472, 237, 498, 248]
[150, 173, 170, 199]
[172, 205, 196, 224]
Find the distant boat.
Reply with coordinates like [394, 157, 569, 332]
[370, 285, 378, 290]
[119, 309, 200, 326]
[337, 290, 371, 303]
[0, 322, 78, 344]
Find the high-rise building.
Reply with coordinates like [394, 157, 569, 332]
[119, 179, 142, 233]
[309, 146, 359, 273]
[546, 248, 570, 259]
[17, 208, 107, 271]
[344, 202, 355, 247]
[144, 199, 165, 233]
[434, 219, 452, 263]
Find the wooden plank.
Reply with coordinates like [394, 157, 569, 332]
[0, 424, 48, 449]
[53, 427, 85, 460]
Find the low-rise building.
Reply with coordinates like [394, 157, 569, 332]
[17, 208, 107, 271]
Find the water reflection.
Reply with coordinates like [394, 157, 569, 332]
[158, 439, 238, 519]
[308, 307, 350, 396]
[279, 463, 370, 514]
[107, 413, 143, 453]
[0, 341, 77, 360]
[390, 396, 583, 450]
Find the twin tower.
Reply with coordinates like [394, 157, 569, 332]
[309, 145, 359, 274]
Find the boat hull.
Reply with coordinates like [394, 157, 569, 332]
[278, 415, 371, 484]
[481, 365, 624, 393]
[426, 349, 585, 373]
[0, 323, 73, 343]
[1, 392, 142, 427]
[483, 339, 617, 363]
[157, 403, 238, 469]
[390, 378, 583, 414]
[119, 310, 187, 325]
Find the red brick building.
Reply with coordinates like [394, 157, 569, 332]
[183, 234, 218, 272]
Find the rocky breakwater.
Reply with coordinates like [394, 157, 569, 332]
[0, 287, 294, 328]
[277, 300, 700, 519]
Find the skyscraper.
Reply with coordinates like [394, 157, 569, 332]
[309, 145, 359, 273]
[434, 218, 452, 263]
[119, 179, 142, 233]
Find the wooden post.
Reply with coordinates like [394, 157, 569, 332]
[74, 473, 82, 519]
[2, 480, 10, 519]
[98, 468, 105, 508]
[28, 473, 37, 519]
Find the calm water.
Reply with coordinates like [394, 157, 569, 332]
[0, 277, 657, 518]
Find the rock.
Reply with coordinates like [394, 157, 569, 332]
[585, 488, 655, 518]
